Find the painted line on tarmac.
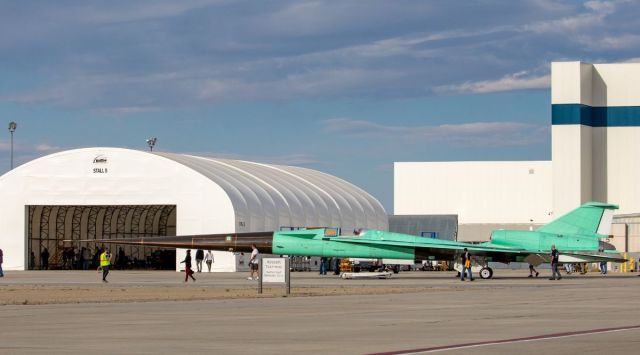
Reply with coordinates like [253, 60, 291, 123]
[369, 324, 640, 355]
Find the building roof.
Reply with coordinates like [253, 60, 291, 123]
[156, 152, 388, 233]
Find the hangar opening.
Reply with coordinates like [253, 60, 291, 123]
[27, 205, 176, 270]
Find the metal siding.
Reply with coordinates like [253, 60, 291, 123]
[156, 153, 388, 234]
[394, 161, 552, 224]
[388, 215, 457, 241]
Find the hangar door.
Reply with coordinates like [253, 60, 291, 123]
[27, 205, 176, 270]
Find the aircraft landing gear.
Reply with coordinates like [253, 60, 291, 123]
[479, 267, 493, 279]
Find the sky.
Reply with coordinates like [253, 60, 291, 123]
[1, 0, 639, 212]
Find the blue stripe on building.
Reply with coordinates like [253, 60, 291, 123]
[552, 104, 640, 127]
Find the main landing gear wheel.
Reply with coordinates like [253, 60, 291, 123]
[479, 267, 493, 279]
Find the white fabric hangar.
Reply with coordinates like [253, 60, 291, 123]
[0, 147, 387, 271]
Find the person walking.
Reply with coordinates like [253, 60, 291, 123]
[98, 248, 112, 283]
[82, 247, 91, 270]
[565, 263, 574, 274]
[580, 262, 588, 274]
[549, 244, 562, 280]
[319, 257, 327, 275]
[181, 250, 196, 282]
[460, 248, 474, 281]
[0, 248, 4, 277]
[30, 250, 36, 270]
[117, 247, 126, 269]
[247, 244, 260, 280]
[528, 263, 539, 278]
[92, 247, 100, 269]
[600, 261, 608, 275]
[195, 249, 204, 273]
[204, 250, 214, 272]
[41, 248, 49, 270]
[333, 258, 341, 275]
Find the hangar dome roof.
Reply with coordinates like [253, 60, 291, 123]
[156, 152, 388, 233]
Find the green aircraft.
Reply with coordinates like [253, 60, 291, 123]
[92, 202, 626, 279]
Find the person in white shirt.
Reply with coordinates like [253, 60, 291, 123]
[204, 250, 214, 272]
[248, 244, 260, 280]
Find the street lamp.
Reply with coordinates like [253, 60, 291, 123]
[8, 121, 17, 169]
[146, 137, 157, 152]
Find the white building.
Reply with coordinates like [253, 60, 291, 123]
[395, 61, 640, 247]
[0, 147, 387, 271]
[551, 62, 640, 217]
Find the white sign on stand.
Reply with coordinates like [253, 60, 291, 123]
[259, 257, 290, 294]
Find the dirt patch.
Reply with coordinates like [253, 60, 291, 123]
[0, 285, 435, 305]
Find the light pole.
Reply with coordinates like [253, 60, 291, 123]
[146, 137, 157, 152]
[8, 121, 17, 169]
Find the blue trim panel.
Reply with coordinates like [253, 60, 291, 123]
[552, 104, 640, 127]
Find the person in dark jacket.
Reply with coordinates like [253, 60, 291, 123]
[549, 245, 562, 280]
[195, 249, 204, 273]
[319, 257, 327, 275]
[180, 250, 196, 282]
[333, 258, 341, 275]
[41, 248, 50, 270]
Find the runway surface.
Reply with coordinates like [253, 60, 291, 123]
[1, 270, 639, 354]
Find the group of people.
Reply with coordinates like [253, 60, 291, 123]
[460, 246, 560, 281]
[88, 243, 640, 284]
[525, 244, 626, 279]
[191, 249, 215, 273]
[180, 249, 217, 282]
[29, 246, 128, 271]
[462, 244, 578, 281]
[4, 243, 635, 284]
[179, 245, 261, 283]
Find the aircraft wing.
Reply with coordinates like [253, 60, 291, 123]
[328, 235, 627, 264]
[558, 252, 628, 263]
[330, 235, 530, 263]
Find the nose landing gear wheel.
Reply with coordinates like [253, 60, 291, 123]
[479, 267, 493, 279]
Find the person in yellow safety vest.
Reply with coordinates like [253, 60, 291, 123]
[98, 248, 112, 283]
[460, 248, 474, 281]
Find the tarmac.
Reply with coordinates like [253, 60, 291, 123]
[1, 269, 639, 354]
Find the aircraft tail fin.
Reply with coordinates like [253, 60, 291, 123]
[537, 202, 618, 237]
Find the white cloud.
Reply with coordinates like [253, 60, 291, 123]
[70, 1, 225, 25]
[1, 0, 639, 109]
[524, 13, 602, 33]
[523, 0, 617, 33]
[5, 64, 403, 109]
[435, 72, 550, 94]
[34, 144, 61, 152]
[0, 140, 60, 153]
[329, 28, 502, 58]
[323, 118, 548, 147]
[582, 34, 640, 50]
[195, 67, 402, 101]
[584, 0, 617, 13]
[92, 106, 161, 116]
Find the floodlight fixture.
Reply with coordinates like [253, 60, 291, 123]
[146, 137, 157, 152]
[8, 121, 17, 169]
